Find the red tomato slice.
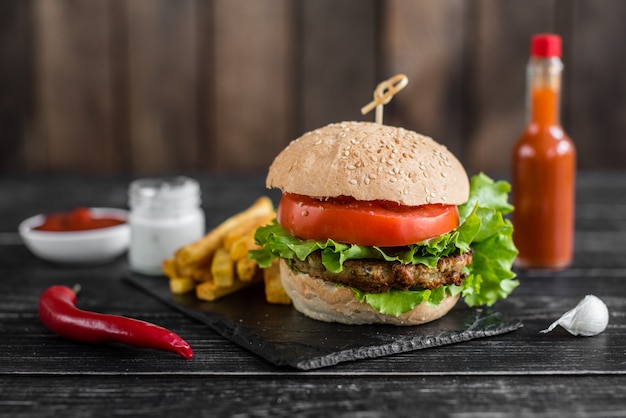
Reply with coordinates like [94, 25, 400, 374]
[277, 193, 460, 247]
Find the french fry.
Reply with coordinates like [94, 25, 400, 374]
[263, 260, 291, 305]
[174, 196, 274, 269]
[196, 276, 261, 302]
[229, 234, 258, 261]
[163, 196, 285, 304]
[222, 213, 275, 250]
[188, 262, 213, 282]
[169, 277, 196, 294]
[162, 258, 178, 278]
[211, 247, 234, 287]
[163, 258, 196, 294]
[236, 257, 258, 282]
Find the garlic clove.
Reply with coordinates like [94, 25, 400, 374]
[540, 295, 609, 337]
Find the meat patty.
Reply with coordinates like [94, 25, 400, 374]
[290, 250, 473, 293]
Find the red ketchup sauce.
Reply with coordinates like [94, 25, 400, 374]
[34, 207, 125, 232]
[512, 34, 576, 270]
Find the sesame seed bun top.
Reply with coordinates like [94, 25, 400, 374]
[266, 121, 469, 206]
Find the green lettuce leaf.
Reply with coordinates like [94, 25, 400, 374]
[249, 173, 519, 314]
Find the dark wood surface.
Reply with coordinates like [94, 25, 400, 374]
[3, 1, 626, 175]
[2, 172, 626, 417]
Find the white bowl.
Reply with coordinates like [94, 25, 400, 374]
[18, 208, 130, 264]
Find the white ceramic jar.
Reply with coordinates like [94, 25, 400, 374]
[128, 176, 205, 275]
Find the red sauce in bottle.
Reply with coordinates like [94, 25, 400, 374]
[512, 34, 576, 270]
[34, 207, 125, 232]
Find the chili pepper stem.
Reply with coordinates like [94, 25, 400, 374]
[72, 284, 82, 295]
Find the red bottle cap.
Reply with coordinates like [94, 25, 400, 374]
[530, 34, 562, 58]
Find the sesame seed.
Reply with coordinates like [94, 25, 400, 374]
[349, 179, 357, 185]
[301, 210, 308, 216]
[347, 164, 356, 170]
[390, 178, 397, 183]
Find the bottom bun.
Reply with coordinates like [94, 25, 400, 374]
[279, 260, 460, 326]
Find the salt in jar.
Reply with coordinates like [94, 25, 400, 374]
[128, 176, 205, 275]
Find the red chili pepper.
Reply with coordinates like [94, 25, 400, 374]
[38, 285, 193, 359]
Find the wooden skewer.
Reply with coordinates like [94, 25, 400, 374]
[360, 74, 408, 124]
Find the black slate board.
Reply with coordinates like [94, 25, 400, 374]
[125, 273, 523, 370]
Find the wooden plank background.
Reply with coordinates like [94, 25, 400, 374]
[1, 0, 625, 176]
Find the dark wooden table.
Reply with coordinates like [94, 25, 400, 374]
[2, 172, 626, 417]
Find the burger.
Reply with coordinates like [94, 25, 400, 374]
[250, 121, 518, 325]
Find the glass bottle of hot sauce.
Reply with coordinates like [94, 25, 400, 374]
[512, 33, 576, 270]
